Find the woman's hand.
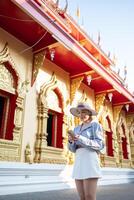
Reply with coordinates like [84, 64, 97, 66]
[68, 131, 79, 142]
[68, 134, 74, 142]
[74, 134, 79, 141]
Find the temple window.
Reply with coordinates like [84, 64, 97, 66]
[0, 95, 7, 138]
[106, 131, 113, 156]
[46, 89, 63, 148]
[0, 90, 16, 140]
[121, 124, 128, 159]
[105, 116, 114, 157]
[0, 63, 17, 140]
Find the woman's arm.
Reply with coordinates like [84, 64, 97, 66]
[77, 122, 104, 151]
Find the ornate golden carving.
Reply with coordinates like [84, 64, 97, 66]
[126, 114, 134, 167]
[0, 43, 20, 89]
[79, 90, 88, 102]
[38, 146, 67, 164]
[101, 101, 113, 132]
[13, 96, 25, 143]
[116, 110, 132, 168]
[113, 105, 123, 125]
[0, 64, 15, 94]
[18, 80, 30, 97]
[40, 0, 71, 33]
[40, 73, 57, 106]
[34, 73, 67, 164]
[32, 51, 45, 85]
[95, 93, 106, 123]
[112, 105, 123, 166]
[0, 43, 25, 162]
[25, 143, 32, 164]
[0, 140, 20, 161]
[103, 155, 116, 167]
[70, 76, 84, 104]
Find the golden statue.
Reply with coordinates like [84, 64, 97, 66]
[25, 144, 32, 164]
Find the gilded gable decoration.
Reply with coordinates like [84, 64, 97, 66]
[70, 76, 84, 104]
[95, 93, 106, 123]
[103, 101, 113, 132]
[32, 51, 45, 85]
[113, 105, 123, 133]
[117, 114, 127, 138]
[0, 43, 21, 91]
[79, 90, 88, 102]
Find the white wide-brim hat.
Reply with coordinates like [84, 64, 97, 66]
[70, 102, 97, 117]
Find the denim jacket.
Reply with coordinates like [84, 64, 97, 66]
[68, 120, 104, 153]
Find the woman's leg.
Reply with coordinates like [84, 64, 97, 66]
[83, 178, 98, 200]
[75, 179, 85, 200]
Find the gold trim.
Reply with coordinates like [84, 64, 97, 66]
[34, 73, 67, 164]
[32, 51, 45, 85]
[70, 76, 84, 104]
[0, 44, 25, 162]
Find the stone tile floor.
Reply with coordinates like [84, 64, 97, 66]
[0, 183, 134, 200]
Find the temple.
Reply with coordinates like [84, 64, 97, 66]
[0, 0, 134, 195]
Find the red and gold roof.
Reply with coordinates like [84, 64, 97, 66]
[0, 0, 133, 113]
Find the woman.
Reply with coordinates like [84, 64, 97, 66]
[68, 102, 104, 200]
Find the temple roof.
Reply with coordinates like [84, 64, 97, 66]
[0, 0, 133, 113]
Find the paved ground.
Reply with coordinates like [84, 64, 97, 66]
[0, 183, 134, 200]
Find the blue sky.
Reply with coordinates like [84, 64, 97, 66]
[64, 0, 134, 92]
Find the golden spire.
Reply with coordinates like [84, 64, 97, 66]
[97, 31, 101, 46]
[76, 6, 80, 18]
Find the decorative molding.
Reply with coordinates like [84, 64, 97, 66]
[39, 0, 71, 33]
[113, 105, 123, 125]
[101, 101, 113, 132]
[18, 80, 30, 97]
[0, 43, 21, 90]
[32, 51, 45, 85]
[70, 76, 84, 104]
[79, 90, 88, 102]
[0, 64, 15, 94]
[112, 105, 123, 166]
[40, 73, 57, 106]
[95, 93, 106, 123]
[116, 110, 131, 167]
[0, 43, 24, 162]
[34, 73, 67, 164]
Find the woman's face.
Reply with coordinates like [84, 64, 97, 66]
[79, 109, 92, 123]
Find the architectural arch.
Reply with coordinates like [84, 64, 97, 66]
[35, 73, 67, 164]
[117, 112, 130, 167]
[0, 44, 26, 161]
[105, 115, 114, 157]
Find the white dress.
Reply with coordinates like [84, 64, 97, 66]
[68, 120, 104, 180]
[72, 147, 101, 179]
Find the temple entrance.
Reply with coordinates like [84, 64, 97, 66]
[121, 124, 128, 159]
[106, 131, 114, 156]
[105, 116, 114, 157]
[47, 113, 53, 147]
[47, 110, 63, 148]
[0, 95, 6, 138]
